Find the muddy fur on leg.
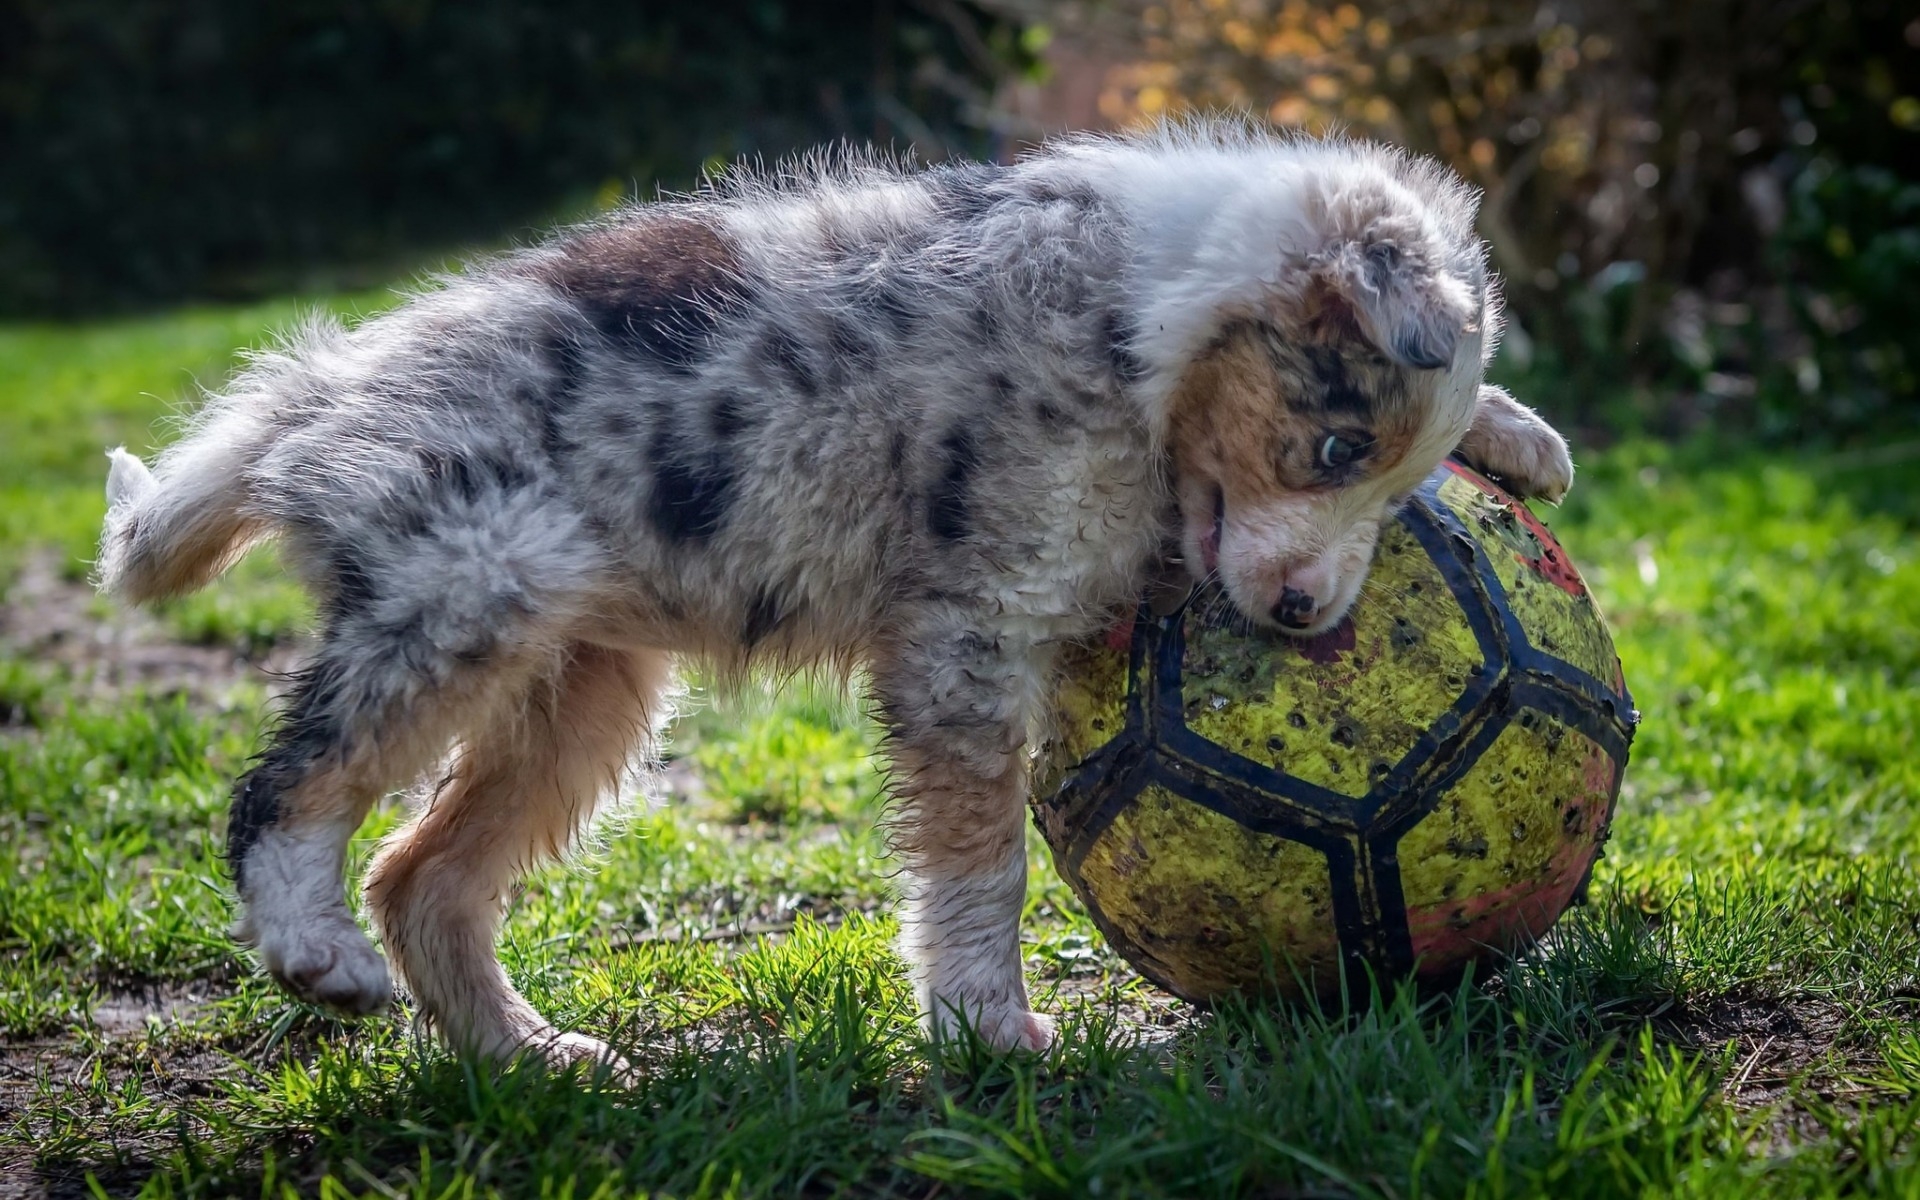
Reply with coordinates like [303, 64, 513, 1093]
[364, 643, 671, 1074]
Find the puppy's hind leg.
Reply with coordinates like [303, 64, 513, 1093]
[231, 631, 546, 1015]
[364, 642, 673, 1076]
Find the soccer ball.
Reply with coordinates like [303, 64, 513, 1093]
[1032, 459, 1637, 1004]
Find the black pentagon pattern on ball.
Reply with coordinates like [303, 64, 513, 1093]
[1042, 460, 1639, 998]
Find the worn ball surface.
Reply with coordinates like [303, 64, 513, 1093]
[1033, 459, 1638, 1004]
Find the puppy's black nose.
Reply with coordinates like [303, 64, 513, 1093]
[1273, 587, 1316, 629]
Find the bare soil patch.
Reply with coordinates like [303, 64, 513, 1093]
[0, 551, 294, 718]
[0, 980, 244, 1200]
[1655, 989, 1912, 1153]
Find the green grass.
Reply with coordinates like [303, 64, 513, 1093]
[2, 298, 1917, 1198]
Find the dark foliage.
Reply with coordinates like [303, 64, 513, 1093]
[0, 0, 1027, 315]
[1484, 0, 1920, 439]
[1100, 0, 1920, 440]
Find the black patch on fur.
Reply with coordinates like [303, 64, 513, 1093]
[327, 544, 380, 619]
[827, 319, 875, 367]
[927, 426, 981, 543]
[858, 279, 920, 337]
[1104, 309, 1147, 384]
[1305, 345, 1374, 416]
[384, 503, 432, 543]
[645, 409, 735, 543]
[888, 430, 909, 473]
[533, 214, 752, 374]
[421, 448, 533, 504]
[647, 445, 732, 541]
[534, 332, 588, 457]
[548, 331, 588, 393]
[227, 659, 349, 890]
[741, 584, 796, 647]
[988, 373, 1017, 404]
[710, 391, 753, 442]
[225, 768, 280, 890]
[600, 409, 638, 440]
[1034, 401, 1071, 430]
[761, 325, 820, 398]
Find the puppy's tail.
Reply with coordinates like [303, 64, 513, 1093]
[97, 405, 271, 605]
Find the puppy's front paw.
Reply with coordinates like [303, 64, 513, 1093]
[254, 909, 392, 1015]
[1007, 1010, 1058, 1053]
[1459, 385, 1575, 503]
[1477, 427, 1574, 503]
[929, 998, 1057, 1053]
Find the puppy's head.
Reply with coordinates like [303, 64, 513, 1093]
[1165, 183, 1493, 635]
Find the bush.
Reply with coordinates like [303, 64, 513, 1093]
[1082, 0, 1920, 440]
[0, 0, 1030, 315]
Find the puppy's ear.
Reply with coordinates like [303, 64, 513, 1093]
[1312, 240, 1478, 370]
[1457, 384, 1575, 503]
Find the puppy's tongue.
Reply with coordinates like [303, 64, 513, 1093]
[1200, 490, 1223, 577]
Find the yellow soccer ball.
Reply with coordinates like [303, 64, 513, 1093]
[1033, 459, 1637, 1004]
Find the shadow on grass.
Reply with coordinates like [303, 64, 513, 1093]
[22, 892, 1911, 1200]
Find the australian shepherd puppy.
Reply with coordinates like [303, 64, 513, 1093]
[97, 121, 1572, 1072]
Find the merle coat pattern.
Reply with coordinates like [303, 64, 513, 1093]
[97, 122, 1573, 1071]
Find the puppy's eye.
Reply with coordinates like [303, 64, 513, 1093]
[1318, 434, 1368, 469]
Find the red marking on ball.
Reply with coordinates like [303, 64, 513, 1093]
[1442, 460, 1588, 597]
[1405, 736, 1617, 966]
[1293, 616, 1357, 665]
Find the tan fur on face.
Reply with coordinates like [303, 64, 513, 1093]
[1167, 321, 1476, 631]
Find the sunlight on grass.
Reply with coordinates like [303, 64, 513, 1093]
[0, 292, 400, 583]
